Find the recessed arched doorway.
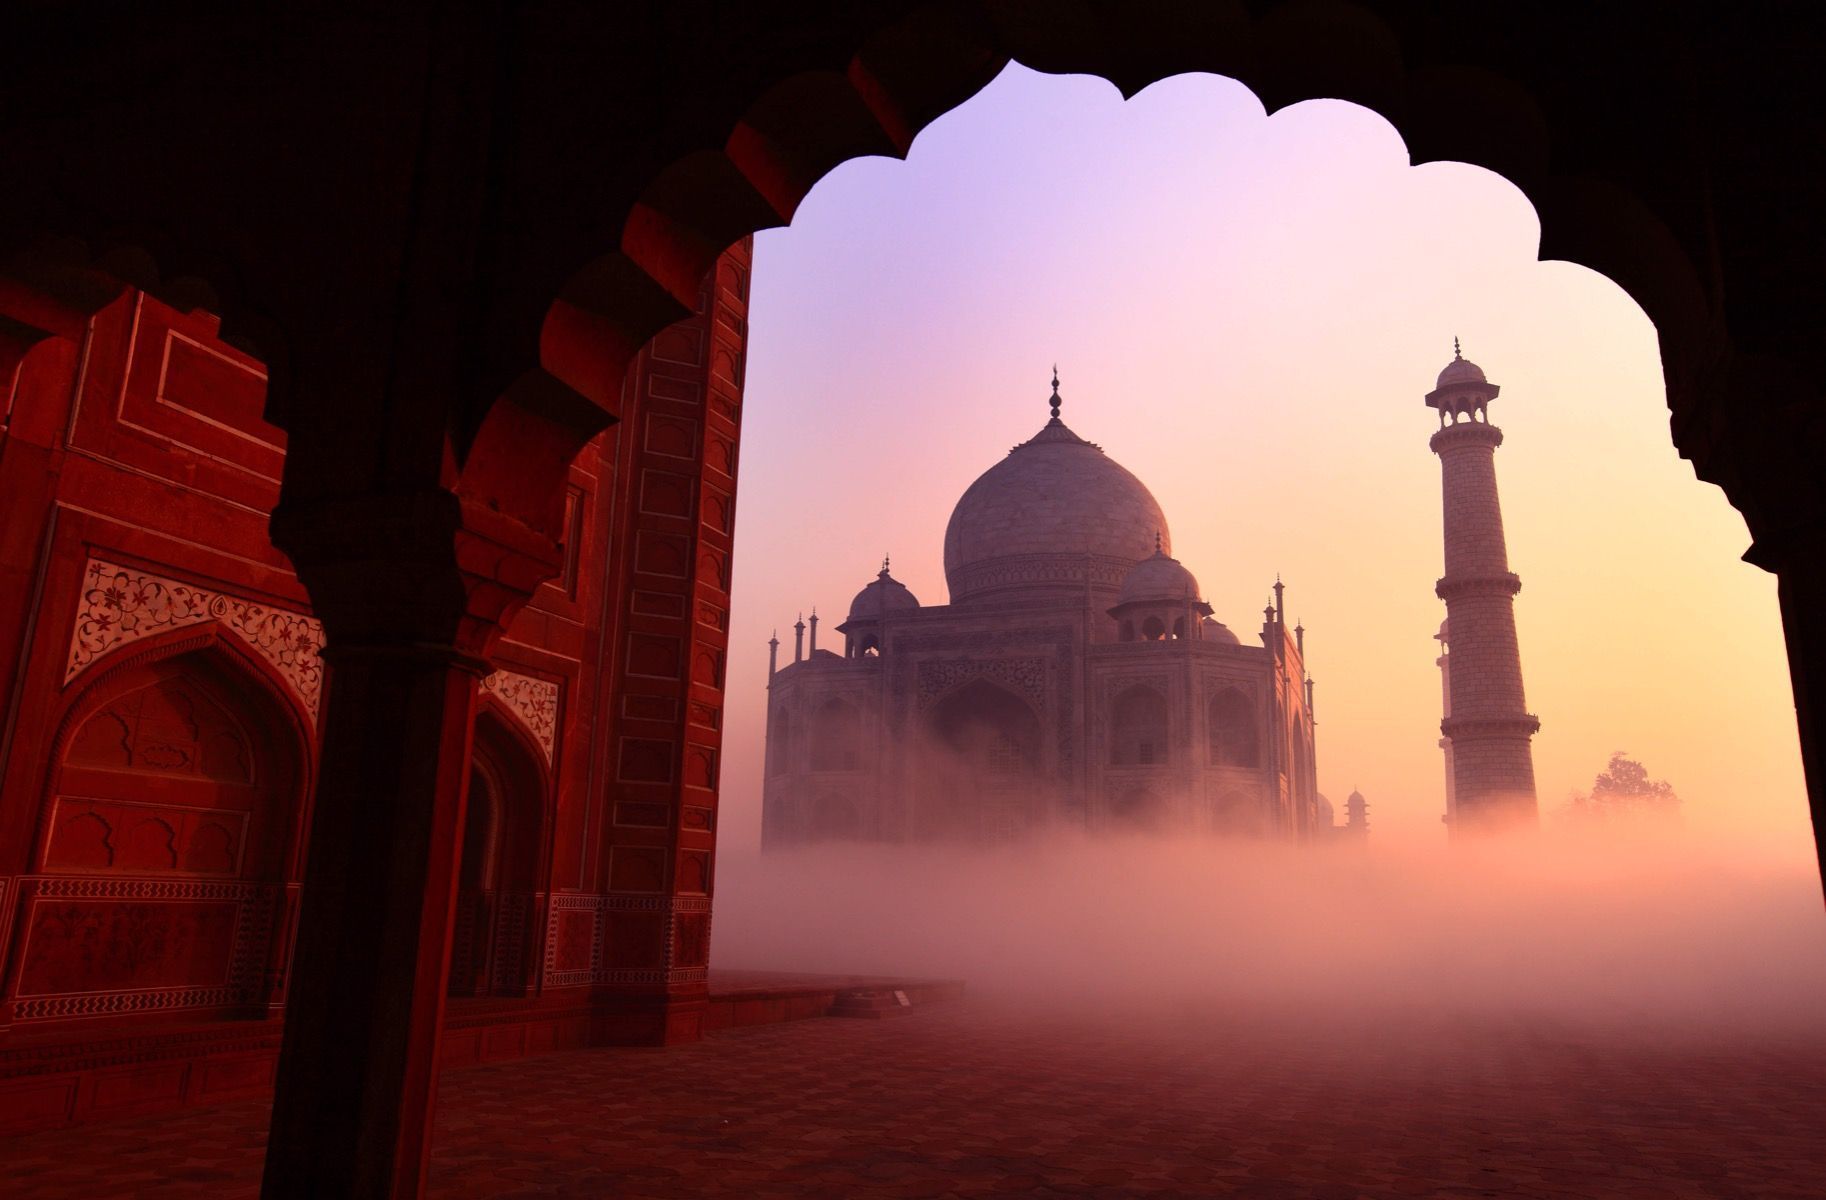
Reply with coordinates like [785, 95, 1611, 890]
[923, 678, 1045, 839]
[446, 707, 548, 999]
[11, 633, 309, 1024]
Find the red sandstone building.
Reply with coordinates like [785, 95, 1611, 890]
[0, 242, 753, 1130]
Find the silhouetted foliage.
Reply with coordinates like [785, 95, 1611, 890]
[1560, 752, 1680, 826]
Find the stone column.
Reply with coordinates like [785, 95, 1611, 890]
[261, 486, 565, 1198]
[1431, 420, 1539, 832]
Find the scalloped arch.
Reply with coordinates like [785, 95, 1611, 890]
[544, 0, 1710, 427]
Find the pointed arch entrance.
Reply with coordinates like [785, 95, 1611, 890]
[9, 630, 310, 1023]
[446, 706, 548, 999]
[922, 678, 1045, 839]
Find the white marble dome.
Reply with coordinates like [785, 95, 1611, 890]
[944, 416, 1168, 605]
[1201, 616, 1242, 645]
[846, 567, 920, 621]
[1117, 549, 1200, 606]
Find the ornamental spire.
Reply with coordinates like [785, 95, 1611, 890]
[1453, 335, 1462, 360]
[1049, 364, 1062, 420]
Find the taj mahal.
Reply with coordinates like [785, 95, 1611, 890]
[761, 371, 1344, 845]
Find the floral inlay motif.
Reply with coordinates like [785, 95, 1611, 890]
[66, 559, 325, 720]
[917, 656, 1047, 708]
[483, 669, 559, 762]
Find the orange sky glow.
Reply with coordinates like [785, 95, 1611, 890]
[716, 64, 1810, 853]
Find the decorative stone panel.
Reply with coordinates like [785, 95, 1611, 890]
[8, 875, 275, 1020]
[482, 669, 560, 763]
[66, 558, 324, 721]
[539, 894, 712, 988]
[916, 655, 1047, 709]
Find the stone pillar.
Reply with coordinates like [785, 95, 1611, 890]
[262, 489, 562, 1198]
[1431, 418, 1539, 832]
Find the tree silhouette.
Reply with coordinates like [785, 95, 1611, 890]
[1561, 752, 1680, 825]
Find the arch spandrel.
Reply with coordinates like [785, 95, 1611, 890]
[63, 558, 325, 724]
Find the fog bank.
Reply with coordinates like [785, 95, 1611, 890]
[712, 829, 1826, 1038]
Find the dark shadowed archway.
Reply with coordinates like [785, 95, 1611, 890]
[447, 708, 547, 999]
[925, 678, 1045, 839]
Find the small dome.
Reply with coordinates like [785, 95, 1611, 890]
[1117, 548, 1201, 606]
[1436, 619, 1451, 643]
[1315, 793, 1335, 826]
[1436, 352, 1487, 388]
[846, 565, 920, 622]
[1201, 616, 1241, 645]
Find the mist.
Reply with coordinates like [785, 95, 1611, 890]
[712, 824, 1826, 1042]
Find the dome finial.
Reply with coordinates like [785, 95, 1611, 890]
[1453, 335, 1462, 360]
[880, 553, 891, 576]
[1049, 364, 1062, 420]
[1154, 530, 1162, 554]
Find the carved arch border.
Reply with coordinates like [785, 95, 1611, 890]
[1202, 681, 1265, 771]
[36, 620, 319, 880]
[915, 657, 1048, 716]
[474, 688, 559, 900]
[468, 697, 559, 997]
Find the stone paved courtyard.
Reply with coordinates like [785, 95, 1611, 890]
[4, 999, 1824, 1199]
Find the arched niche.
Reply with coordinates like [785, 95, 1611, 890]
[1110, 684, 1168, 767]
[767, 706, 792, 774]
[1213, 788, 1269, 838]
[809, 696, 862, 771]
[17, 628, 310, 1020]
[1207, 688, 1259, 768]
[922, 678, 1044, 839]
[1110, 784, 1164, 829]
[447, 705, 549, 999]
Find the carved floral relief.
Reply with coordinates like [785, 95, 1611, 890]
[66, 559, 325, 721]
[482, 670, 559, 763]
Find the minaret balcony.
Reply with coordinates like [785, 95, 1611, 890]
[1429, 421, 1505, 452]
[1441, 714, 1541, 738]
[1435, 572, 1522, 600]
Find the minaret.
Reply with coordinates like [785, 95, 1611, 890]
[768, 630, 780, 678]
[808, 607, 819, 655]
[1344, 788, 1368, 842]
[1427, 340, 1539, 834]
[793, 614, 805, 663]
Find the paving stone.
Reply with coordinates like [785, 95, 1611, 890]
[0, 1002, 1822, 1198]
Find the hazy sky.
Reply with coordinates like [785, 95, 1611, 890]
[719, 64, 1809, 850]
